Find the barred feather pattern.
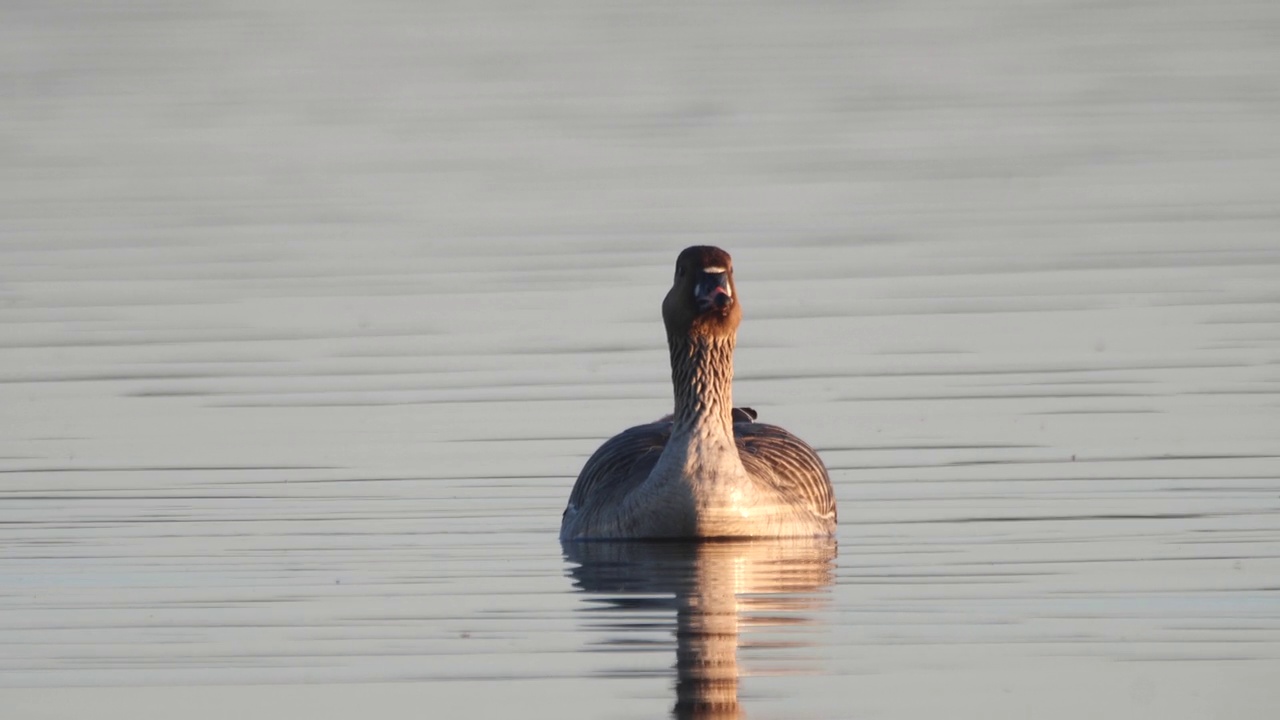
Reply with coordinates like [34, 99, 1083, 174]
[669, 335, 736, 433]
[560, 414, 836, 539]
[559, 252, 837, 540]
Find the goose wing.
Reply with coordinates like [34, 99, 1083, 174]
[734, 422, 836, 524]
[564, 421, 671, 521]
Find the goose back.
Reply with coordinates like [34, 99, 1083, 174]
[562, 412, 835, 538]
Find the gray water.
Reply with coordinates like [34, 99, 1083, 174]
[3, 1, 1280, 718]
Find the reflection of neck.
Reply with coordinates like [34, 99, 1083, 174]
[673, 551, 741, 720]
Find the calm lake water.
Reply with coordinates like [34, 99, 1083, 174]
[3, 1, 1279, 718]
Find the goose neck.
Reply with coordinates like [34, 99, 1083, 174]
[668, 333, 736, 435]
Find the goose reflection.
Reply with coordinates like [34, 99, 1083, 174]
[563, 539, 836, 719]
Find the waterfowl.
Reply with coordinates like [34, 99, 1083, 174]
[560, 246, 836, 540]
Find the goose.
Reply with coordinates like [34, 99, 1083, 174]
[560, 246, 836, 540]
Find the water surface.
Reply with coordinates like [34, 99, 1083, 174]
[3, 1, 1280, 718]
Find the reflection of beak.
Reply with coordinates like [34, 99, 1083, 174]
[695, 271, 733, 312]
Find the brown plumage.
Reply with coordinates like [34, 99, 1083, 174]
[560, 246, 837, 540]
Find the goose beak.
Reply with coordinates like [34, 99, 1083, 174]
[695, 270, 733, 312]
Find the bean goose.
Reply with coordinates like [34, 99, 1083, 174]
[560, 246, 836, 540]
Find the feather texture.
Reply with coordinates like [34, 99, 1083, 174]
[559, 246, 837, 540]
[562, 412, 836, 539]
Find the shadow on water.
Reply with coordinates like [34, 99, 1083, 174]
[563, 539, 836, 720]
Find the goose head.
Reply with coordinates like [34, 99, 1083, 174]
[663, 245, 741, 342]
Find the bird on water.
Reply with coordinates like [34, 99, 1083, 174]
[560, 246, 837, 540]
